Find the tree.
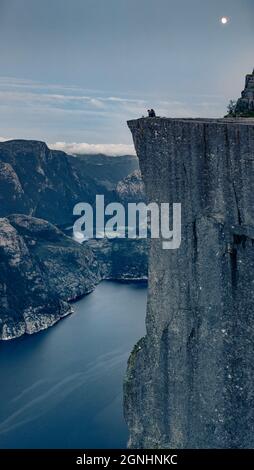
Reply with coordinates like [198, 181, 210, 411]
[227, 100, 237, 116]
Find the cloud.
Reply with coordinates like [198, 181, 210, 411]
[0, 75, 228, 145]
[49, 141, 136, 156]
[0, 134, 135, 156]
[89, 98, 105, 108]
[1, 133, 135, 156]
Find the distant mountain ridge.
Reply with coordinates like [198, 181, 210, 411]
[73, 153, 139, 185]
[0, 140, 139, 226]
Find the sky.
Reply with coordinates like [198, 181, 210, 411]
[0, 0, 253, 155]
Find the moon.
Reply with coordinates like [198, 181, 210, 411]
[220, 17, 229, 25]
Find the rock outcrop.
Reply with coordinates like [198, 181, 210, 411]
[0, 215, 100, 340]
[116, 169, 146, 203]
[235, 69, 254, 115]
[125, 117, 254, 449]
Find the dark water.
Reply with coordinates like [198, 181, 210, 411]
[0, 281, 147, 449]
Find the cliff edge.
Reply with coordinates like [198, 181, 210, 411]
[124, 117, 254, 448]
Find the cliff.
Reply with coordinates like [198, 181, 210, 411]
[0, 215, 100, 340]
[125, 117, 254, 449]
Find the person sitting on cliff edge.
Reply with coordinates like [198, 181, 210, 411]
[147, 109, 156, 117]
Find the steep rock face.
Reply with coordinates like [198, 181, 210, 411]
[0, 140, 82, 225]
[235, 69, 254, 115]
[0, 215, 100, 340]
[0, 161, 26, 213]
[125, 117, 254, 449]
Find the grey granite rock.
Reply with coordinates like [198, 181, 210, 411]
[125, 117, 254, 449]
[235, 69, 254, 115]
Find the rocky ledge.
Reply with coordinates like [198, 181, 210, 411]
[125, 117, 254, 449]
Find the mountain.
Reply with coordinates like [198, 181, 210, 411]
[87, 237, 148, 281]
[72, 153, 139, 187]
[0, 214, 148, 340]
[0, 140, 148, 340]
[0, 140, 138, 226]
[116, 169, 145, 203]
[0, 214, 100, 340]
[125, 117, 254, 449]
